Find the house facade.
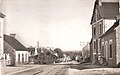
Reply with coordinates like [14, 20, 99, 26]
[90, 0, 119, 65]
[100, 21, 119, 67]
[4, 34, 29, 66]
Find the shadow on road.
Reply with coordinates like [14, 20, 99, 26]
[69, 64, 109, 70]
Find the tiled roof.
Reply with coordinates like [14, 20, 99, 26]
[98, 2, 119, 19]
[100, 20, 119, 38]
[4, 35, 27, 51]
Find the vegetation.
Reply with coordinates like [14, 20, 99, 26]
[34, 48, 57, 64]
[54, 48, 64, 58]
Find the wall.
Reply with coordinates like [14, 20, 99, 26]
[16, 51, 28, 66]
[92, 19, 104, 64]
[89, 41, 93, 62]
[0, 17, 4, 75]
[4, 41, 16, 66]
[101, 31, 116, 67]
[0, 18, 4, 58]
[116, 25, 120, 64]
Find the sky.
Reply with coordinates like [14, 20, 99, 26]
[1, 0, 95, 51]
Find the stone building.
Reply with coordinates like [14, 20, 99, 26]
[90, 0, 119, 64]
[100, 21, 119, 67]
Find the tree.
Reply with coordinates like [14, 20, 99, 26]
[54, 48, 63, 58]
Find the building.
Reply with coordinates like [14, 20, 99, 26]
[0, 13, 5, 59]
[89, 38, 93, 62]
[28, 46, 58, 64]
[0, 13, 5, 75]
[27, 47, 35, 63]
[4, 34, 29, 66]
[82, 43, 90, 62]
[99, 21, 120, 67]
[90, 0, 119, 64]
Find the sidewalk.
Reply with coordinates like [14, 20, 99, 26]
[69, 63, 120, 75]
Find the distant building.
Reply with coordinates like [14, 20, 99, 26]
[90, 0, 119, 64]
[4, 34, 29, 66]
[82, 43, 90, 62]
[28, 46, 58, 64]
[63, 53, 71, 62]
[27, 47, 35, 63]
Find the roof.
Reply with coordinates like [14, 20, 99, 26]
[0, 13, 5, 18]
[98, 2, 119, 19]
[90, 0, 119, 24]
[89, 38, 93, 44]
[100, 20, 119, 38]
[4, 35, 27, 51]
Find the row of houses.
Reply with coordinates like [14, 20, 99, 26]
[2, 33, 71, 66]
[3, 34, 61, 65]
[82, 0, 120, 67]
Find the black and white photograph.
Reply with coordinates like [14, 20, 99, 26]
[0, 0, 120, 75]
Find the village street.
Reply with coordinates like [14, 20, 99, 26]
[2, 64, 69, 75]
[2, 61, 120, 75]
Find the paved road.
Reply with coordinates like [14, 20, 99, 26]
[9, 65, 69, 75]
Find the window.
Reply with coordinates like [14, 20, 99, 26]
[99, 23, 102, 34]
[22, 54, 24, 64]
[99, 40, 101, 49]
[93, 27, 96, 36]
[102, 46, 104, 56]
[109, 39, 113, 58]
[110, 44, 112, 58]
[4, 54, 7, 60]
[102, 42, 104, 56]
[94, 41, 96, 49]
[18, 54, 20, 64]
[98, 39, 101, 53]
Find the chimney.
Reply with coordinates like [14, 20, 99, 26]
[10, 34, 16, 38]
[98, 0, 102, 6]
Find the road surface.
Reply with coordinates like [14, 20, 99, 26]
[2, 61, 120, 75]
[6, 65, 69, 75]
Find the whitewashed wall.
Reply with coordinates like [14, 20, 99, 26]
[16, 51, 29, 64]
